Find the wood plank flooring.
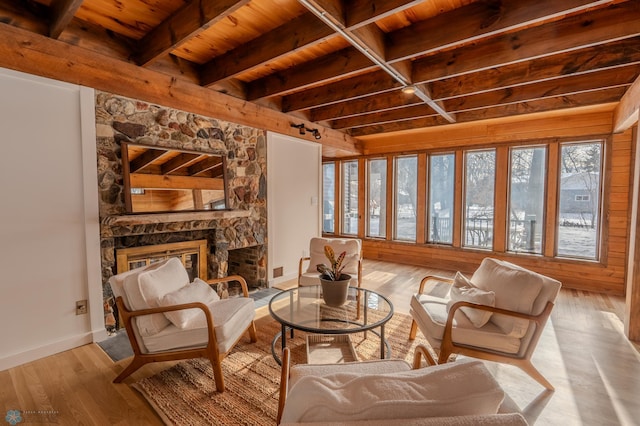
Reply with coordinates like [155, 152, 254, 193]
[1, 259, 639, 425]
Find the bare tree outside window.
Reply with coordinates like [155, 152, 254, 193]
[508, 146, 546, 254]
[322, 163, 335, 233]
[342, 160, 359, 235]
[464, 150, 496, 248]
[428, 153, 455, 244]
[367, 158, 387, 238]
[394, 155, 417, 241]
[557, 142, 602, 259]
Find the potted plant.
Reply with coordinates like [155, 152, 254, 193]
[316, 245, 351, 306]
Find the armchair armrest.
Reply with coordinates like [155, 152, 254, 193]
[115, 296, 217, 330]
[298, 256, 310, 284]
[442, 301, 555, 357]
[412, 344, 436, 368]
[207, 274, 251, 297]
[417, 275, 454, 293]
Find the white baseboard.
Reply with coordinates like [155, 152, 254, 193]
[0, 332, 94, 372]
[271, 272, 298, 287]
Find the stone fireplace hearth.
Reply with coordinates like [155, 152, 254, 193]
[95, 92, 268, 329]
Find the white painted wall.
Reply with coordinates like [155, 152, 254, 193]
[267, 133, 321, 285]
[0, 68, 104, 371]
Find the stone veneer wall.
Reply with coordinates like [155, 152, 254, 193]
[96, 91, 267, 303]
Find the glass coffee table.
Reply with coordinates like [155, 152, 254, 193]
[268, 286, 394, 365]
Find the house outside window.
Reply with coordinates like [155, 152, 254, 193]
[557, 141, 602, 259]
[464, 149, 496, 249]
[394, 155, 417, 241]
[428, 153, 455, 244]
[367, 158, 387, 238]
[508, 146, 546, 254]
[342, 160, 359, 235]
[322, 162, 335, 233]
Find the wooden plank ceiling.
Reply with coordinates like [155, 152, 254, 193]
[1, 0, 638, 156]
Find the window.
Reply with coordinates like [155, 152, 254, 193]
[557, 141, 602, 259]
[464, 149, 495, 249]
[342, 160, 359, 235]
[394, 155, 417, 241]
[322, 163, 335, 233]
[508, 146, 546, 254]
[428, 153, 455, 244]
[367, 158, 387, 238]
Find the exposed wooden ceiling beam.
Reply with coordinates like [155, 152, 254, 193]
[333, 65, 639, 130]
[281, 1, 635, 115]
[613, 75, 640, 132]
[48, 0, 83, 39]
[161, 153, 202, 175]
[130, 149, 168, 173]
[246, 46, 376, 100]
[412, 2, 640, 83]
[0, 23, 359, 153]
[349, 87, 626, 136]
[201, 12, 334, 85]
[282, 70, 399, 112]
[136, 0, 251, 66]
[387, 0, 617, 62]
[429, 37, 640, 100]
[201, 0, 421, 86]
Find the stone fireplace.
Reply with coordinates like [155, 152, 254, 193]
[95, 92, 268, 330]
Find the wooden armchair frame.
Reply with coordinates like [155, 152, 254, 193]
[113, 275, 257, 392]
[409, 275, 556, 390]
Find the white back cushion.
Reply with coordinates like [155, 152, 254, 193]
[160, 278, 220, 328]
[447, 272, 495, 328]
[471, 258, 543, 337]
[124, 257, 190, 336]
[307, 237, 361, 276]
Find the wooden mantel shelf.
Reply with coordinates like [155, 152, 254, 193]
[102, 210, 250, 226]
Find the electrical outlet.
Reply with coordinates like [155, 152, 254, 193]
[76, 299, 88, 315]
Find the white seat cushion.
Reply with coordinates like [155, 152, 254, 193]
[410, 293, 521, 355]
[141, 296, 255, 354]
[471, 258, 543, 337]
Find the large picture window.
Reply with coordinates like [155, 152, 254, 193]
[428, 153, 455, 244]
[342, 160, 359, 235]
[394, 155, 417, 241]
[367, 158, 387, 238]
[557, 141, 602, 259]
[464, 149, 495, 249]
[322, 162, 335, 234]
[508, 146, 546, 254]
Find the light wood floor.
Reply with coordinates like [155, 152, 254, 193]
[2, 259, 639, 425]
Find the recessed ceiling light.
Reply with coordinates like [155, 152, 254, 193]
[402, 86, 416, 94]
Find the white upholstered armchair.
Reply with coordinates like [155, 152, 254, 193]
[109, 257, 257, 391]
[409, 258, 561, 390]
[298, 237, 362, 288]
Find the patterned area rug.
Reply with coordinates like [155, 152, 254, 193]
[132, 312, 430, 425]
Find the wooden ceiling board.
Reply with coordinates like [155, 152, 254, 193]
[374, 0, 476, 33]
[172, 0, 307, 63]
[235, 35, 350, 82]
[75, 0, 187, 40]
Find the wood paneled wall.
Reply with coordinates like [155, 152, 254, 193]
[347, 107, 634, 295]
